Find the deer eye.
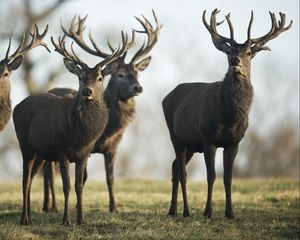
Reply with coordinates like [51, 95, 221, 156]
[118, 72, 125, 78]
[246, 51, 252, 56]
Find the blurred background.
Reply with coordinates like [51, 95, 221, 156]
[0, 0, 299, 181]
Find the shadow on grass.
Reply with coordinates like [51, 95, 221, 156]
[0, 199, 298, 239]
[0, 211, 20, 223]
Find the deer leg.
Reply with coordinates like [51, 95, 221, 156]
[59, 158, 71, 226]
[104, 152, 117, 213]
[43, 162, 50, 212]
[223, 144, 238, 219]
[28, 155, 45, 220]
[83, 166, 88, 186]
[168, 149, 194, 216]
[177, 148, 191, 217]
[20, 154, 34, 225]
[168, 159, 179, 216]
[49, 162, 58, 212]
[203, 144, 216, 219]
[75, 157, 88, 225]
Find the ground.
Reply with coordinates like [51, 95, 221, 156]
[0, 178, 298, 239]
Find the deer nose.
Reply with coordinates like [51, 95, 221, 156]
[232, 56, 241, 65]
[82, 87, 93, 97]
[133, 84, 143, 93]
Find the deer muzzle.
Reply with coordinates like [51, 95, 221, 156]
[82, 87, 93, 100]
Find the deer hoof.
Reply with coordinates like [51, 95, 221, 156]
[76, 218, 85, 225]
[61, 219, 70, 226]
[167, 209, 177, 216]
[20, 217, 32, 225]
[203, 209, 212, 219]
[225, 211, 235, 219]
[183, 210, 190, 217]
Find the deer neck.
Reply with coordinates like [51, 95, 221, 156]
[220, 68, 253, 123]
[0, 82, 12, 130]
[104, 82, 136, 120]
[70, 97, 108, 146]
[101, 85, 136, 139]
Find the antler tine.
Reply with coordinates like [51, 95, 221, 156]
[4, 38, 12, 60]
[247, 11, 254, 42]
[249, 11, 293, 51]
[279, 12, 293, 30]
[142, 15, 153, 29]
[225, 13, 234, 40]
[106, 36, 115, 53]
[76, 15, 87, 35]
[33, 23, 51, 52]
[128, 29, 136, 49]
[88, 31, 110, 58]
[51, 35, 68, 58]
[70, 41, 85, 65]
[130, 10, 161, 64]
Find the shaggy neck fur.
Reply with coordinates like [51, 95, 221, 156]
[69, 98, 108, 148]
[220, 69, 253, 124]
[0, 84, 11, 131]
[94, 84, 136, 147]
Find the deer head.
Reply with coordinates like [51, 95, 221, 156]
[61, 11, 161, 101]
[203, 9, 292, 79]
[0, 25, 49, 94]
[52, 18, 133, 103]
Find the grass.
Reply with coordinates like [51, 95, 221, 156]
[0, 178, 298, 239]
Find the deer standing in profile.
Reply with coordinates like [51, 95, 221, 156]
[39, 11, 161, 213]
[162, 9, 292, 219]
[13, 22, 132, 225]
[0, 25, 49, 131]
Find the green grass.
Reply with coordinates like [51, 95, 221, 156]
[0, 178, 298, 239]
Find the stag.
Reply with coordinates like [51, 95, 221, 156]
[162, 9, 292, 219]
[39, 11, 161, 213]
[0, 25, 49, 131]
[13, 22, 132, 225]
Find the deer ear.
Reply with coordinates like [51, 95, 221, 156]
[63, 58, 82, 76]
[102, 61, 119, 76]
[135, 56, 151, 72]
[8, 56, 23, 71]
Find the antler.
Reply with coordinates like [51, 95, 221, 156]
[3, 24, 50, 63]
[130, 9, 162, 64]
[202, 9, 237, 53]
[60, 14, 135, 67]
[247, 12, 293, 52]
[51, 34, 88, 69]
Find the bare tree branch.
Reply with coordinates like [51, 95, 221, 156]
[24, 0, 69, 21]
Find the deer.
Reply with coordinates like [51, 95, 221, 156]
[13, 21, 133, 225]
[37, 11, 161, 213]
[162, 9, 292, 219]
[0, 25, 49, 131]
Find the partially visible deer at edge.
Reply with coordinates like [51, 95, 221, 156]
[162, 9, 292, 219]
[0, 25, 49, 131]
[13, 22, 133, 225]
[39, 10, 161, 213]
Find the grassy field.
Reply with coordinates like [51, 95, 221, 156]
[0, 178, 298, 239]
